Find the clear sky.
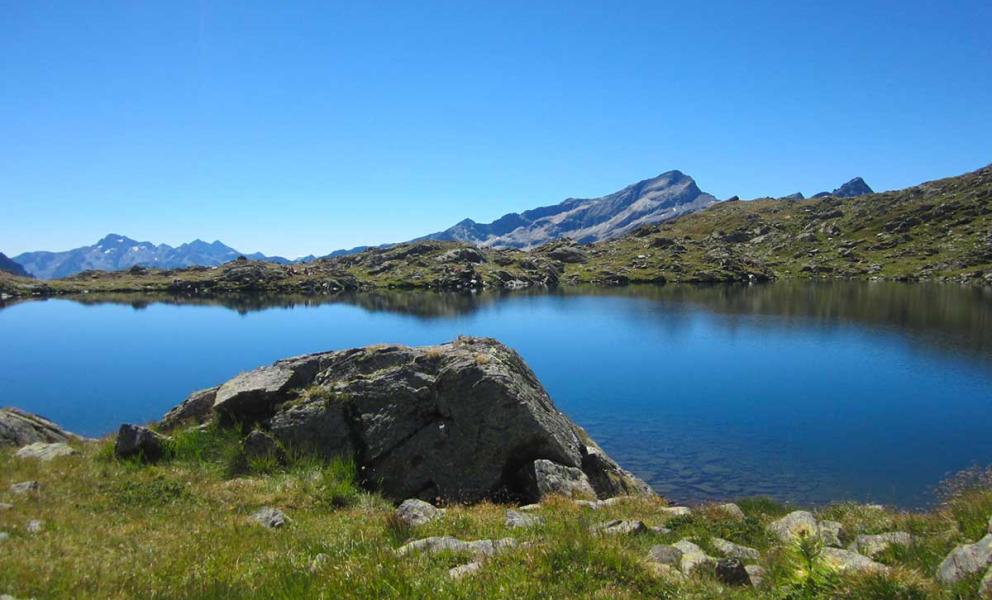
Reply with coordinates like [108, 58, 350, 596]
[2, 1, 990, 258]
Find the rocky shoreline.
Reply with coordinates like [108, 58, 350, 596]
[3, 338, 992, 598]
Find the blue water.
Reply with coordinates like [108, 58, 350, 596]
[2, 283, 991, 508]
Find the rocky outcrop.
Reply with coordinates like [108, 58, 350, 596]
[14, 442, 76, 462]
[159, 387, 218, 430]
[164, 337, 651, 504]
[114, 424, 170, 462]
[0, 407, 84, 447]
[937, 533, 992, 584]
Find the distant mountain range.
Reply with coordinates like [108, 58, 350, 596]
[0, 252, 31, 278]
[414, 170, 717, 249]
[11, 234, 291, 280]
[5, 170, 873, 279]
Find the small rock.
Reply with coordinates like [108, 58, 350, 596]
[9, 481, 40, 495]
[988, 516, 992, 535]
[768, 510, 819, 542]
[650, 526, 672, 535]
[712, 537, 760, 561]
[849, 531, 912, 558]
[26, 520, 43, 533]
[396, 536, 516, 558]
[821, 547, 888, 573]
[242, 430, 285, 462]
[673, 539, 716, 574]
[715, 558, 751, 586]
[15, 442, 76, 462]
[0, 503, 13, 511]
[745, 564, 766, 588]
[937, 533, 992, 584]
[592, 519, 648, 536]
[574, 500, 600, 509]
[0, 532, 9, 542]
[309, 553, 328, 573]
[715, 503, 746, 521]
[505, 509, 543, 529]
[645, 545, 683, 567]
[114, 424, 170, 462]
[394, 498, 444, 528]
[518, 503, 542, 512]
[448, 561, 482, 580]
[518, 459, 597, 501]
[659, 506, 692, 518]
[642, 561, 684, 581]
[818, 520, 846, 547]
[252, 507, 289, 529]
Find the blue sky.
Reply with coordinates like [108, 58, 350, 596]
[2, 1, 990, 258]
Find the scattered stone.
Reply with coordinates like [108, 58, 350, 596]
[448, 561, 483, 580]
[768, 510, 819, 542]
[849, 531, 912, 558]
[159, 386, 218, 430]
[242, 430, 285, 462]
[715, 558, 751, 586]
[592, 519, 648, 536]
[573, 500, 599, 509]
[14, 442, 76, 462]
[9, 481, 40, 495]
[505, 509, 543, 529]
[25, 520, 43, 534]
[252, 507, 289, 529]
[0, 503, 12, 511]
[0, 532, 9, 542]
[659, 506, 692, 518]
[518, 503, 542, 512]
[645, 545, 683, 567]
[821, 547, 888, 573]
[114, 424, 170, 462]
[394, 498, 444, 528]
[0, 407, 84, 446]
[818, 520, 846, 547]
[673, 540, 716, 574]
[711, 537, 760, 561]
[519, 459, 596, 501]
[309, 553, 329, 573]
[395, 536, 516, 558]
[937, 533, 992, 584]
[642, 561, 684, 581]
[714, 503, 746, 521]
[650, 526, 672, 535]
[745, 564, 767, 588]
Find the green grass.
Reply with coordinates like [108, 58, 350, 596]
[3, 434, 992, 599]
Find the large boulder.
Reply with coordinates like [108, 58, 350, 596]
[0, 407, 84, 447]
[167, 337, 651, 504]
[938, 533, 992, 584]
[114, 424, 170, 462]
[160, 387, 218, 430]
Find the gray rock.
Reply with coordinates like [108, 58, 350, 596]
[448, 561, 483, 580]
[14, 442, 75, 462]
[252, 507, 289, 529]
[0, 407, 83, 447]
[9, 481, 40, 495]
[0, 503, 12, 511]
[821, 547, 888, 573]
[395, 536, 516, 558]
[645, 545, 683, 567]
[114, 424, 170, 462]
[242, 430, 285, 462]
[768, 510, 819, 542]
[25, 520, 43, 533]
[177, 338, 650, 504]
[849, 531, 912, 558]
[673, 539, 716, 574]
[818, 520, 846, 547]
[518, 503, 542, 512]
[714, 503, 745, 521]
[592, 519, 648, 536]
[745, 564, 766, 588]
[715, 558, 750, 586]
[659, 506, 692, 518]
[519, 459, 596, 501]
[159, 387, 218, 430]
[505, 509, 542, 529]
[394, 498, 444, 528]
[0, 532, 9, 542]
[937, 533, 992, 584]
[712, 537, 760, 561]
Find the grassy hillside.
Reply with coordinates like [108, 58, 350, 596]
[3, 433, 992, 599]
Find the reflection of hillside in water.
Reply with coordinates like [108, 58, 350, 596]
[4, 281, 990, 360]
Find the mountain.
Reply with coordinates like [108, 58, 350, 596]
[416, 170, 717, 249]
[813, 177, 874, 198]
[13, 234, 290, 279]
[0, 252, 31, 278]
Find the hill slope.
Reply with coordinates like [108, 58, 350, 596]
[0, 252, 31, 278]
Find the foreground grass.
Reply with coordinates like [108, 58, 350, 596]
[1, 430, 991, 599]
